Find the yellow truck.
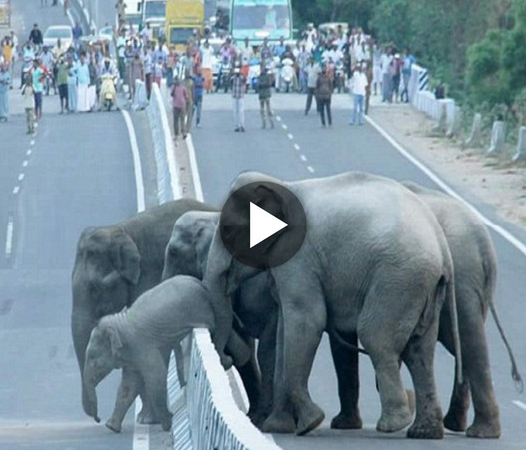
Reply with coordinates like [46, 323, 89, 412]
[165, 0, 204, 52]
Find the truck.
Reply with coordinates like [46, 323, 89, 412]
[141, 0, 167, 44]
[164, 0, 204, 52]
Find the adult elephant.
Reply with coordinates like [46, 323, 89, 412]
[161, 211, 278, 426]
[203, 171, 462, 439]
[71, 199, 215, 423]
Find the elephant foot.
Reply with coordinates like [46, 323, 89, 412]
[407, 417, 444, 439]
[261, 410, 296, 434]
[160, 416, 172, 432]
[466, 418, 501, 439]
[105, 418, 122, 433]
[248, 408, 269, 429]
[376, 406, 412, 433]
[443, 410, 467, 432]
[331, 410, 363, 430]
[137, 409, 160, 424]
[296, 402, 325, 436]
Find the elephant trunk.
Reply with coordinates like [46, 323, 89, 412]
[82, 371, 101, 423]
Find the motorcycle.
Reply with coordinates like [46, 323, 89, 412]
[215, 58, 231, 93]
[334, 60, 346, 93]
[100, 73, 117, 111]
[279, 57, 295, 93]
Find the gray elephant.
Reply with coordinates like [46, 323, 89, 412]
[71, 199, 215, 425]
[402, 182, 523, 437]
[162, 211, 278, 426]
[203, 171, 462, 439]
[83, 275, 251, 432]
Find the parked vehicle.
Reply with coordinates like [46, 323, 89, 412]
[279, 57, 294, 92]
[43, 25, 73, 50]
[100, 73, 117, 111]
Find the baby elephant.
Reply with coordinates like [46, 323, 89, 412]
[83, 275, 247, 433]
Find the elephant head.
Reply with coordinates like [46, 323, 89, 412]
[83, 317, 124, 423]
[71, 226, 140, 417]
[162, 211, 219, 281]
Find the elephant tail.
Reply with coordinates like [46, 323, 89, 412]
[444, 276, 463, 386]
[488, 299, 524, 393]
[329, 327, 369, 355]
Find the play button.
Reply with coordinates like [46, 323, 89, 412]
[219, 181, 307, 269]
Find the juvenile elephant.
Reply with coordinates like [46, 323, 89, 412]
[83, 275, 251, 432]
[204, 171, 462, 438]
[71, 199, 215, 424]
[162, 211, 278, 426]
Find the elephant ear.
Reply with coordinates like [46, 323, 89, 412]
[195, 220, 216, 278]
[107, 327, 124, 368]
[111, 228, 141, 284]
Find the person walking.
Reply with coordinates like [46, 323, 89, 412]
[258, 64, 273, 129]
[349, 63, 368, 125]
[29, 24, 43, 48]
[192, 67, 204, 128]
[380, 46, 393, 103]
[200, 40, 214, 93]
[400, 48, 415, 103]
[315, 64, 333, 128]
[31, 58, 45, 121]
[231, 65, 246, 132]
[22, 74, 35, 133]
[142, 46, 152, 100]
[171, 76, 187, 140]
[129, 52, 144, 101]
[56, 57, 69, 113]
[76, 53, 91, 112]
[304, 57, 320, 115]
[0, 63, 11, 121]
[183, 70, 194, 137]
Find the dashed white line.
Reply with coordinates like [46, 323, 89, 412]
[294, 144, 300, 151]
[30, 140, 35, 146]
[12, 186, 20, 195]
[26, 150, 32, 156]
[4, 217, 13, 259]
[513, 400, 526, 412]
[187, 135, 204, 202]
[287, 133, 294, 140]
[276, 116, 281, 122]
[18, 174, 25, 182]
[300, 154, 307, 162]
[281, 124, 288, 130]
[307, 166, 315, 173]
[22, 160, 28, 167]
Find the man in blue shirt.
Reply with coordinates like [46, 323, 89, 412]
[400, 48, 415, 103]
[192, 67, 205, 127]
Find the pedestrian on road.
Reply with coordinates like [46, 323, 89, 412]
[258, 64, 274, 129]
[56, 57, 69, 113]
[304, 57, 320, 115]
[315, 64, 333, 128]
[116, 29, 126, 82]
[200, 40, 214, 93]
[192, 67, 204, 128]
[183, 70, 194, 136]
[153, 56, 163, 86]
[349, 63, 368, 125]
[380, 46, 393, 103]
[76, 53, 91, 112]
[22, 74, 35, 133]
[1, 36, 14, 86]
[171, 76, 188, 140]
[72, 22, 83, 52]
[0, 63, 11, 121]
[31, 58, 45, 121]
[231, 65, 246, 132]
[129, 52, 144, 101]
[400, 48, 415, 103]
[67, 60, 77, 112]
[391, 53, 403, 103]
[29, 24, 43, 48]
[142, 46, 152, 100]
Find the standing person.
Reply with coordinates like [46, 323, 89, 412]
[22, 74, 35, 133]
[170, 76, 187, 140]
[231, 65, 246, 132]
[10, 31, 19, 59]
[371, 40, 381, 96]
[297, 43, 310, 94]
[258, 64, 273, 129]
[0, 63, 11, 122]
[183, 70, 194, 137]
[115, 0, 126, 24]
[29, 24, 43, 48]
[391, 53, 403, 103]
[240, 37, 253, 80]
[140, 23, 151, 47]
[364, 61, 373, 115]
[40, 46, 55, 95]
[56, 57, 69, 113]
[67, 59, 77, 112]
[129, 52, 144, 100]
[142, 46, 152, 100]
[315, 64, 333, 128]
[200, 40, 214, 93]
[349, 63, 368, 125]
[153, 56, 163, 86]
[20, 42, 35, 88]
[192, 67, 204, 128]
[258, 37, 272, 66]
[116, 29, 126, 82]
[72, 22, 83, 51]
[76, 53, 91, 112]
[1, 36, 14, 85]
[304, 57, 320, 115]
[380, 46, 393, 103]
[400, 48, 415, 103]
[31, 58, 45, 121]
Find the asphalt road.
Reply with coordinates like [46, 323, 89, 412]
[0, 2, 159, 449]
[191, 93, 526, 449]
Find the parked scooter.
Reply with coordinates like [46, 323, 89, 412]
[100, 72, 117, 111]
[280, 57, 295, 93]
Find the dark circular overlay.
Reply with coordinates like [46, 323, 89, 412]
[219, 181, 307, 269]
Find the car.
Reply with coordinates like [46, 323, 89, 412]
[98, 26, 114, 42]
[43, 25, 73, 50]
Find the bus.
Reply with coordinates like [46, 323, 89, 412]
[141, 0, 167, 43]
[230, 0, 292, 44]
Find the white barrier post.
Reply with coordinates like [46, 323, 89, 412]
[487, 120, 506, 155]
[512, 126, 526, 162]
[464, 113, 482, 148]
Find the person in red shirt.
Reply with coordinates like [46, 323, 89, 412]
[171, 76, 188, 140]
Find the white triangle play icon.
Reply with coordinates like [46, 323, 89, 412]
[250, 202, 288, 248]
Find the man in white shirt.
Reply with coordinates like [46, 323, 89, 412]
[349, 63, 368, 125]
[200, 39, 215, 92]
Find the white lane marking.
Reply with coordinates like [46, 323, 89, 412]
[22, 160, 28, 167]
[187, 135, 204, 202]
[34, 123, 38, 128]
[366, 115, 526, 257]
[18, 174, 25, 181]
[276, 116, 281, 122]
[133, 398, 149, 450]
[12, 186, 20, 195]
[59, 0, 76, 26]
[307, 166, 315, 173]
[121, 110, 146, 213]
[513, 400, 526, 412]
[294, 144, 300, 151]
[281, 124, 288, 130]
[30, 140, 35, 146]
[26, 150, 32, 156]
[300, 154, 307, 162]
[4, 217, 13, 259]
[287, 133, 294, 140]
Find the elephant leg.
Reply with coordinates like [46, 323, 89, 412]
[236, 341, 262, 422]
[262, 275, 326, 436]
[142, 349, 172, 431]
[402, 319, 444, 439]
[136, 385, 159, 424]
[329, 330, 362, 430]
[106, 368, 143, 433]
